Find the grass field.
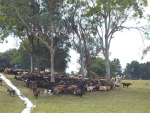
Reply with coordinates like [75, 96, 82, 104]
[0, 73, 150, 113]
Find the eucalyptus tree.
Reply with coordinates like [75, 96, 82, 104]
[84, 0, 148, 83]
[64, 0, 101, 80]
[6, 0, 69, 82]
[0, 0, 40, 73]
[62, 0, 85, 79]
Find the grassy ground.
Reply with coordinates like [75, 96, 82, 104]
[1, 73, 150, 113]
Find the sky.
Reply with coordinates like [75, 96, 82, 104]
[0, 2, 150, 73]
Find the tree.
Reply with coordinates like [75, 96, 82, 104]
[0, 0, 38, 73]
[84, 0, 148, 83]
[64, 0, 101, 80]
[0, 0, 70, 82]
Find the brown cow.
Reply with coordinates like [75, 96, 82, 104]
[33, 88, 40, 95]
[99, 85, 111, 92]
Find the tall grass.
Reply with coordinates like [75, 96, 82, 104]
[1, 73, 150, 113]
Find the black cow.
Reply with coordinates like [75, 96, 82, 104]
[74, 89, 85, 98]
[0, 78, 2, 85]
[122, 83, 132, 88]
[7, 89, 15, 96]
[34, 92, 38, 99]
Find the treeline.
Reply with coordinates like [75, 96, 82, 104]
[124, 61, 150, 80]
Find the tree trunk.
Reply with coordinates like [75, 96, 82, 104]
[50, 49, 55, 82]
[30, 53, 34, 73]
[83, 37, 91, 80]
[105, 51, 111, 83]
[104, 36, 111, 83]
[37, 56, 40, 76]
[79, 38, 85, 80]
[81, 53, 85, 80]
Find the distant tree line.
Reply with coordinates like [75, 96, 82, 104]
[123, 61, 150, 80]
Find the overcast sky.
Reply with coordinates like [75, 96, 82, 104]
[0, 2, 150, 73]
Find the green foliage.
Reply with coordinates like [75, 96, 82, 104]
[91, 57, 106, 77]
[10, 56, 21, 65]
[113, 58, 122, 76]
[91, 57, 118, 77]
[90, 71, 98, 79]
[142, 46, 150, 59]
[16, 44, 30, 69]
[17, 39, 71, 71]
[124, 61, 150, 80]
[0, 48, 19, 68]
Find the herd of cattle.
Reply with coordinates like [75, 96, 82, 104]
[0, 68, 132, 98]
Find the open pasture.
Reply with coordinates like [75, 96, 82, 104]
[0, 74, 150, 113]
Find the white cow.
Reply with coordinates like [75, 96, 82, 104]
[86, 84, 94, 92]
[44, 89, 53, 96]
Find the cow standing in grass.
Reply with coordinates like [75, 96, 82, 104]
[34, 92, 38, 99]
[0, 78, 2, 85]
[7, 89, 15, 96]
[122, 83, 132, 88]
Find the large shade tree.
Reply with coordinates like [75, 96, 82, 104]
[0, 0, 70, 82]
[84, 0, 148, 83]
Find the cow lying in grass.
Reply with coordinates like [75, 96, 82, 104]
[122, 83, 132, 88]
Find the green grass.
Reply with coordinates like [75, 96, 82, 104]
[1, 73, 150, 113]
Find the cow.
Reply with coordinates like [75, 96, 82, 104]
[115, 83, 121, 90]
[44, 89, 53, 96]
[0, 78, 2, 85]
[86, 84, 94, 92]
[99, 85, 111, 92]
[7, 89, 15, 96]
[33, 88, 40, 95]
[34, 92, 38, 99]
[122, 83, 132, 88]
[74, 88, 85, 98]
